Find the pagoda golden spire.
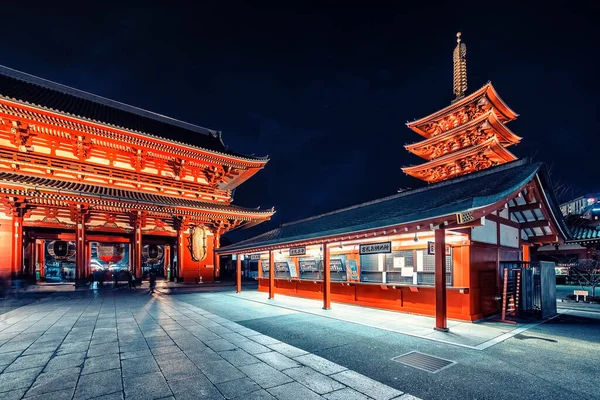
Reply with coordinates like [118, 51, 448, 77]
[453, 32, 467, 101]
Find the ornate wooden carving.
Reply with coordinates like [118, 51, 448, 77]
[129, 210, 147, 229]
[69, 203, 90, 223]
[0, 196, 27, 217]
[9, 121, 35, 152]
[169, 158, 186, 180]
[204, 165, 226, 186]
[420, 102, 487, 137]
[71, 135, 93, 160]
[130, 148, 145, 171]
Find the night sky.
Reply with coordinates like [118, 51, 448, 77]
[1, 2, 598, 242]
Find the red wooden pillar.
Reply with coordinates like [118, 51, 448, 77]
[323, 243, 331, 310]
[75, 212, 86, 281]
[214, 234, 221, 279]
[133, 223, 142, 279]
[85, 241, 91, 278]
[177, 227, 185, 281]
[236, 255, 242, 293]
[164, 245, 170, 278]
[11, 211, 24, 275]
[38, 240, 45, 279]
[434, 228, 448, 331]
[268, 250, 275, 299]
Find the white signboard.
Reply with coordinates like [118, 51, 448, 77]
[401, 266, 414, 277]
[289, 247, 307, 256]
[416, 251, 424, 272]
[359, 242, 392, 255]
[249, 254, 261, 260]
[289, 263, 298, 278]
[393, 257, 405, 269]
[574, 290, 588, 302]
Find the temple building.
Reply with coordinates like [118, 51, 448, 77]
[218, 34, 569, 327]
[0, 65, 274, 284]
[402, 33, 521, 183]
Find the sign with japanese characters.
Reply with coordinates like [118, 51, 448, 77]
[299, 259, 319, 272]
[249, 254, 261, 260]
[289, 246, 307, 256]
[359, 242, 391, 255]
[330, 259, 344, 272]
[427, 242, 452, 256]
[261, 260, 269, 272]
[275, 262, 289, 272]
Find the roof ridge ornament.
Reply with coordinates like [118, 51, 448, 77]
[452, 32, 467, 102]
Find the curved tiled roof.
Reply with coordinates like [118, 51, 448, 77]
[219, 160, 568, 253]
[0, 171, 273, 217]
[569, 226, 600, 241]
[0, 65, 266, 163]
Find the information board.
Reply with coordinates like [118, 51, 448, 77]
[289, 247, 307, 256]
[330, 259, 345, 272]
[299, 259, 319, 272]
[346, 259, 358, 280]
[360, 242, 391, 255]
[289, 263, 297, 278]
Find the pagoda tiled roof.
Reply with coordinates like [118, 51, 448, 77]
[569, 225, 600, 242]
[0, 65, 266, 163]
[406, 82, 518, 134]
[405, 111, 522, 159]
[0, 171, 273, 218]
[219, 160, 570, 253]
[402, 137, 518, 181]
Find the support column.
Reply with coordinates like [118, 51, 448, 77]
[236, 255, 242, 293]
[84, 242, 91, 278]
[37, 240, 45, 279]
[134, 222, 142, 279]
[214, 234, 221, 280]
[164, 245, 171, 278]
[323, 243, 331, 310]
[268, 250, 275, 299]
[434, 228, 448, 331]
[11, 210, 24, 275]
[75, 211, 86, 283]
[177, 227, 185, 281]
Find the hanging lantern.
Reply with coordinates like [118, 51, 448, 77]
[48, 240, 76, 260]
[188, 226, 208, 262]
[97, 243, 125, 263]
[142, 244, 163, 262]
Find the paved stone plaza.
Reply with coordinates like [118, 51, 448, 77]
[0, 291, 420, 400]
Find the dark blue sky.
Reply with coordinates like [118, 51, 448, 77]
[1, 2, 598, 241]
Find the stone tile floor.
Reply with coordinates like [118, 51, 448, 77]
[228, 291, 540, 350]
[0, 292, 421, 400]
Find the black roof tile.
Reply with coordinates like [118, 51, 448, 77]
[219, 160, 570, 252]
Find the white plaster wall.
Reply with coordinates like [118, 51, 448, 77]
[471, 219, 497, 245]
[521, 229, 528, 241]
[500, 224, 520, 248]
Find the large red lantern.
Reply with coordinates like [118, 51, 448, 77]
[97, 243, 125, 263]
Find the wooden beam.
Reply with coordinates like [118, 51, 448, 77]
[521, 220, 550, 229]
[509, 202, 541, 213]
[530, 235, 558, 245]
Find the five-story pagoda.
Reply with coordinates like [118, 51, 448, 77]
[402, 33, 522, 183]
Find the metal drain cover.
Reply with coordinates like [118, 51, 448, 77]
[392, 351, 455, 373]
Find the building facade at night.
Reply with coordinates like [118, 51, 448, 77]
[0, 66, 274, 284]
[536, 194, 600, 280]
[218, 34, 569, 327]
